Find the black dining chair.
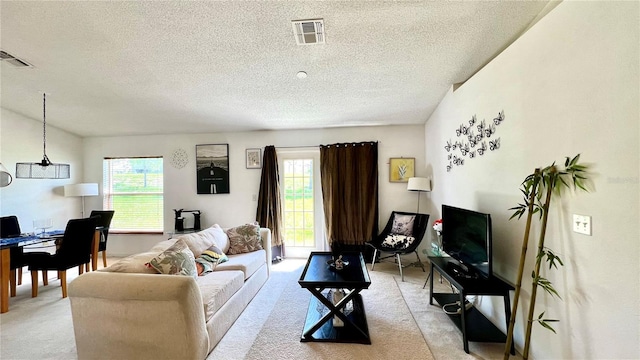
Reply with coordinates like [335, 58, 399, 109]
[24, 217, 97, 298]
[0, 215, 25, 296]
[366, 211, 430, 281]
[89, 210, 115, 269]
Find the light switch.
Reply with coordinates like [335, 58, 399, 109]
[572, 214, 591, 236]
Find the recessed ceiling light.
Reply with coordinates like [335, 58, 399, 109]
[297, 71, 308, 79]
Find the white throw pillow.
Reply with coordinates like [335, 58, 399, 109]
[211, 224, 230, 253]
[177, 226, 218, 258]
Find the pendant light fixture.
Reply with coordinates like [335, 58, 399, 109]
[15, 93, 70, 179]
[0, 163, 12, 187]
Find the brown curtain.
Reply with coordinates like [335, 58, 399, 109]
[320, 142, 378, 247]
[256, 146, 283, 247]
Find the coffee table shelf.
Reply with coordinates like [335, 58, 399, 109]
[302, 291, 369, 343]
[299, 251, 371, 344]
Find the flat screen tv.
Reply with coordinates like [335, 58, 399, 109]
[441, 205, 493, 279]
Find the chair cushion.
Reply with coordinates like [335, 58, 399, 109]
[391, 214, 416, 236]
[382, 234, 416, 250]
[146, 239, 197, 278]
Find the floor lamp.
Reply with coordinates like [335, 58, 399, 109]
[407, 177, 431, 214]
[64, 183, 99, 218]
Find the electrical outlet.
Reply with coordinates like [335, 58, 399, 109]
[252, 194, 257, 201]
[572, 214, 591, 236]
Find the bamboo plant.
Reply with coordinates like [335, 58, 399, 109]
[504, 154, 590, 360]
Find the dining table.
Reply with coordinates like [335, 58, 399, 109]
[0, 228, 103, 313]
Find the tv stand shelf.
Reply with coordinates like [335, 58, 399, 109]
[428, 256, 515, 354]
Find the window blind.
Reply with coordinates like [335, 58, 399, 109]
[103, 157, 163, 232]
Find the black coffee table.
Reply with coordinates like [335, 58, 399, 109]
[298, 251, 371, 344]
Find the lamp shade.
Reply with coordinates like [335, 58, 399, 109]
[407, 177, 431, 192]
[64, 183, 99, 197]
[0, 163, 12, 187]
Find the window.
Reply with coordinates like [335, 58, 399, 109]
[103, 157, 163, 232]
[282, 158, 315, 247]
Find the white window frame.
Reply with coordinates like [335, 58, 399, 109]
[103, 157, 164, 233]
[277, 148, 327, 258]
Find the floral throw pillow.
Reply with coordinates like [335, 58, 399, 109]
[146, 239, 197, 278]
[225, 222, 263, 255]
[382, 234, 416, 250]
[195, 245, 229, 276]
[391, 214, 415, 236]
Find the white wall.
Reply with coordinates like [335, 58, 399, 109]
[83, 125, 427, 256]
[0, 108, 85, 230]
[424, 2, 638, 359]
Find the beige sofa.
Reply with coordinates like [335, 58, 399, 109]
[68, 225, 271, 360]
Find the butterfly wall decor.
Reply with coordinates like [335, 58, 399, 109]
[489, 138, 501, 151]
[443, 110, 505, 172]
[493, 111, 504, 125]
[477, 141, 487, 155]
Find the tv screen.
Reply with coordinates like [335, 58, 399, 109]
[441, 205, 492, 279]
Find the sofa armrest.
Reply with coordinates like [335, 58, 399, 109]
[259, 227, 272, 275]
[69, 272, 208, 360]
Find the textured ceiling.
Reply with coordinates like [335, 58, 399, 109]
[1, 1, 551, 137]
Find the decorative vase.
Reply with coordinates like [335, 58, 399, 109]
[434, 233, 443, 256]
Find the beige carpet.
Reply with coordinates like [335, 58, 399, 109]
[1, 258, 518, 360]
[394, 266, 521, 360]
[245, 262, 432, 360]
[210, 259, 518, 360]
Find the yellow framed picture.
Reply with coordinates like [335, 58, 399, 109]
[389, 157, 415, 182]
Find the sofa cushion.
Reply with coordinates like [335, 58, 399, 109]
[176, 227, 221, 258]
[225, 222, 263, 255]
[146, 239, 198, 278]
[101, 251, 160, 274]
[195, 245, 229, 276]
[150, 239, 177, 252]
[214, 249, 266, 280]
[196, 270, 244, 322]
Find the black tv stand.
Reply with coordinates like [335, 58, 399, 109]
[428, 256, 515, 355]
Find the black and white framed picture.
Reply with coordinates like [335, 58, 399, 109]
[196, 144, 229, 194]
[246, 148, 262, 169]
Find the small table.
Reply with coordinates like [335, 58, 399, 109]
[298, 251, 371, 344]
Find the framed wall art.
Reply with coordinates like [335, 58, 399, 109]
[389, 157, 415, 182]
[246, 148, 262, 169]
[196, 144, 229, 194]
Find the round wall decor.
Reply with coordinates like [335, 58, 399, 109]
[170, 148, 189, 169]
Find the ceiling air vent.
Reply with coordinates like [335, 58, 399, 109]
[292, 19, 325, 45]
[0, 50, 34, 68]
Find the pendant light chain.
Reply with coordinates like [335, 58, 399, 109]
[43, 93, 47, 159]
[15, 92, 70, 179]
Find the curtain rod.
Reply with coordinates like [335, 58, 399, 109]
[274, 141, 378, 149]
[274, 145, 319, 149]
